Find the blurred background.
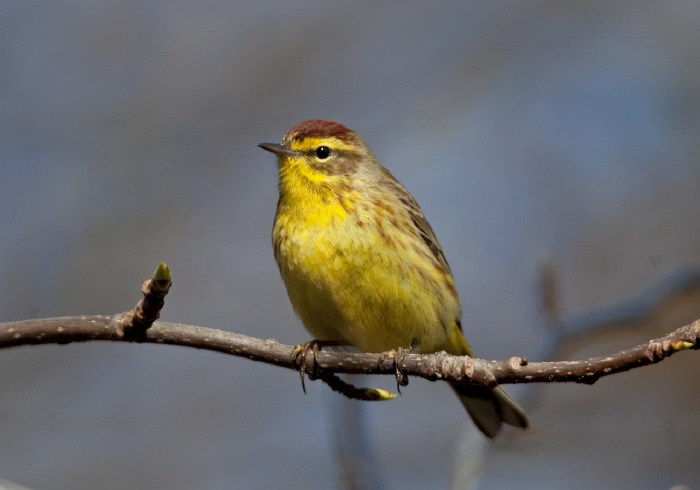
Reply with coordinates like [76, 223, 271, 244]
[1, 1, 699, 489]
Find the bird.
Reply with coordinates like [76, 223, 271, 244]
[259, 119, 528, 438]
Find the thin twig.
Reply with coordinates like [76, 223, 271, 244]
[0, 313, 697, 388]
[115, 262, 172, 338]
[0, 264, 698, 396]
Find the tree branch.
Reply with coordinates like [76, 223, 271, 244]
[0, 264, 698, 397]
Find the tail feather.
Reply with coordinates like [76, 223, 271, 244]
[452, 384, 529, 439]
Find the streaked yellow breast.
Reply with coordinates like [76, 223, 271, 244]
[272, 156, 463, 354]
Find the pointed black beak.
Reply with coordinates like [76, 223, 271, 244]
[258, 143, 296, 158]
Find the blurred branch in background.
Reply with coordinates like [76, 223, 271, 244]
[538, 256, 700, 361]
[0, 264, 698, 398]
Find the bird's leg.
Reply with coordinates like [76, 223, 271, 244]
[393, 347, 409, 392]
[292, 339, 350, 393]
[378, 343, 415, 394]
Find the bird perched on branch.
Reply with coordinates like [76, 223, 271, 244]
[259, 120, 528, 437]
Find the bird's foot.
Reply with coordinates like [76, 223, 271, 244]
[292, 339, 348, 393]
[378, 346, 410, 394]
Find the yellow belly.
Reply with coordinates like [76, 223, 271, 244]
[273, 194, 463, 355]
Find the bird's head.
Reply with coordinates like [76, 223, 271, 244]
[259, 120, 376, 182]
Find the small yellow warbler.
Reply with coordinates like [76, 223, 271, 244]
[259, 120, 528, 437]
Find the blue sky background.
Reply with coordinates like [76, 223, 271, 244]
[1, 2, 699, 489]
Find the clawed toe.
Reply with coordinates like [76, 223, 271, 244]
[292, 339, 349, 393]
[379, 347, 410, 393]
[292, 340, 321, 393]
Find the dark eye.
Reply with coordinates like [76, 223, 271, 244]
[315, 146, 331, 159]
